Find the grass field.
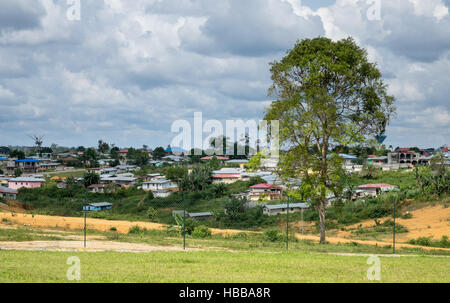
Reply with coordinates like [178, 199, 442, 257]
[0, 250, 449, 283]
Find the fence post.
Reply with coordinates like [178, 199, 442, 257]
[183, 192, 186, 250]
[84, 192, 87, 248]
[286, 196, 289, 250]
[84, 211, 86, 248]
[393, 195, 396, 255]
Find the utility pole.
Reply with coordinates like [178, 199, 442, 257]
[84, 211, 87, 248]
[393, 195, 397, 255]
[301, 208, 304, 235]
[84, 191, 87, 248]
[183, 192, 186, 250]
[286, 196, 290, 251]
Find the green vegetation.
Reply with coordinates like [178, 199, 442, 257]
[408, 236, 450, 249]
[265, 37, 396, 243]
[0, 228, 66, 242]
[0, 249, 449, 282]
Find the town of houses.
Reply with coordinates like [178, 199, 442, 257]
[1, 145, 449, 218]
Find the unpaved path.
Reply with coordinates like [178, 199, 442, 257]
[0, 212, 247, 236]
[0, 240, 198, 253]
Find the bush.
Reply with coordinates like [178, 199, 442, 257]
[231, 232, 249, 240]
[408, 237, 432, 247]
[408, 236, 450, 248]
[146, 207, 158, 220]
[128, 225, 146, 234]
[263, 229, 282, 242]
[191, 225, 212, 238]
[182, 218, 198, 236]
[109, 227, 117, 231]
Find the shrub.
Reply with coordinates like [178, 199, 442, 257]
[231, 232, 249, 240]
[128, 225, 146, 234]
[408, 237, 432, 247]
[109, 227, 117, 231]
[264, 229, 282, 242]
[146, 206, 158, 220]
[191, 225, 212, 238]
[401, 212, 413, 219]
[182, 218, 198, 236]
[408, 236, 450, 248]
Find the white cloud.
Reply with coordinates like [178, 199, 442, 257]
[0, 0, 448, 148]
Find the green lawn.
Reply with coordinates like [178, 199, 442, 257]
[0, 250, 448, 283]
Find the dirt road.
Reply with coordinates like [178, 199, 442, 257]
[0, 240, 198, 253]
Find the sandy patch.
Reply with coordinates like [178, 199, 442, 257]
[0, 240, 198, 253]
[337, 205, 450, 241]
[0, 212, 248, 236]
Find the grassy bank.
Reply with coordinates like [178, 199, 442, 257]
[0, 250, 448, 283]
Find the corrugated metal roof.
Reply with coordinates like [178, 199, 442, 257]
[358, 184, 396, 189]
[212, 174, 241, 179]
[189, 212, 213, 217]
[15, 159, 40, 163]
[9, 177, 45, 182]
[88, 202, 112, 207]
[250, 183, 281, 189]
[0, 186, 18, 194]
[264, 203, 308, 210]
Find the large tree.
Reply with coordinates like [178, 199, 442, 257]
[265, 37, 396, 243]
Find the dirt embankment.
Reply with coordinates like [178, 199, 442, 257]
[1, 205, 449, 252]
[0, 212, 246, 236]
[336, 205, 450, 241]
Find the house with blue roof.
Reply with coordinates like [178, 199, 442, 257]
[7, 158, 41, 174]
[165, 146, 187, 156]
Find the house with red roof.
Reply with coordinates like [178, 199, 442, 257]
[211, 168, 244, 184]
[0, 186, 18, 200]
[249, 183, 283, 202]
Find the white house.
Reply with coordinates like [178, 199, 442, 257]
[142, 179, 178, 191]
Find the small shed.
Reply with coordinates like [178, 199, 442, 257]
[188, 212, 214, 220]
[263, 202, 308, 216]
[83, 202, 113, 212]
[0, 186, 18, 200]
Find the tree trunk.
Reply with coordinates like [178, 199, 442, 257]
[318, 200, 326, 244]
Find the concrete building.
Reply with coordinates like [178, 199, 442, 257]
[356, 184, 397, 198]
[263, 203, 308, 216]
[388, 149, 430, 166]
[101, 176, 137, 188]
[8, 177, 45, 190]
[0, 186, 18, 200]
[83, 202, 113, 212]
[7, 159, 41, 174]
[211, 168, 244, 184]
[249, 184, 283, 202]
[142, 179, 178, 191]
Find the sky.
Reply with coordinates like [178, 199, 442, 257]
[0, 0, 449, 150]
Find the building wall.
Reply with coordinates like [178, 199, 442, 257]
[8, 181, 42, 190]
[263, 208, 302, 216]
